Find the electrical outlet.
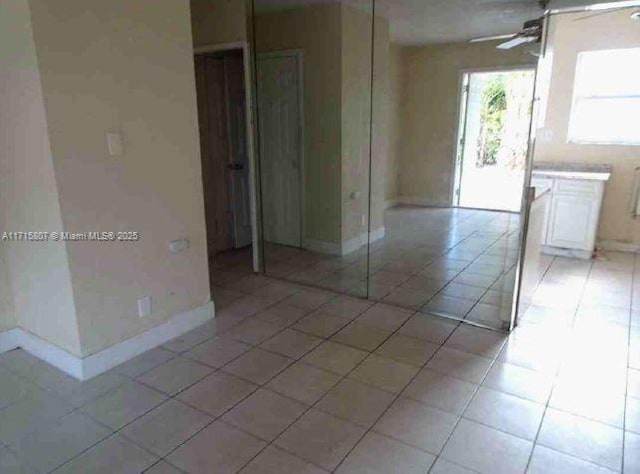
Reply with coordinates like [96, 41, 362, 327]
[137, 296, 152, 318]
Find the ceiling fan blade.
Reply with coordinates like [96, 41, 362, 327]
[497, 35, 539, 49]
[572, 6, 631, 21]
[470, 33, 518, 43]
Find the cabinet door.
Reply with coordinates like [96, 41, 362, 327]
[546, 194, 598, 250]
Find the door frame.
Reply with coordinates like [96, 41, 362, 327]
[450, 64, 537, 210]
[194, 41, 260, 272]
[255, 49, 306, 250]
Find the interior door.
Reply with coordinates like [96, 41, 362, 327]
[256, 53, 302, 248]
[195, 55, 233, 256]
[225, 52, 252, 248]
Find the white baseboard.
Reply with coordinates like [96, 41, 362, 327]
[384, 199, 399, 209]
[341, 227, 386, 255]
[303, 238, 342, 256]
[395, 196, 446, 207]
[597, 240, 640, 253]
[0, 328, 20, 354]
[541, 245, 592, 260]
[0, 301, 214, 380]
[303, 227, 386, 256]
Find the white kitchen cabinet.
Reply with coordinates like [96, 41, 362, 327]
[531, 174, 606, 259]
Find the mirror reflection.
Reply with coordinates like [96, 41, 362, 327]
[252, 0, 545, 330]
[253, 0, 374, 298]
[364, 4, 538, 330]
[519, 6, 640, 326]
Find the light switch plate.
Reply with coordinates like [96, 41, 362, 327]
[106, 132, 124, 156]
[137, 296, 152, 318]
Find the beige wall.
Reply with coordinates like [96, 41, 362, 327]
[25, 0, 210, 356]
[341, 4, 373, 242]
[255, 4, 344, 244]
[0, 0, 81, 353]
[534, 10, 640, 246]
[255, 3, 390, 247]
[396, 41, 535, 206]
[190, 0, 248, 47]
[0, 248, 16, 332]
[386, 44, 402, 203]
[370, 14, 393, 233]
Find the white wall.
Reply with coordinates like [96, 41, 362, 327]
[0, 0, 81, 354]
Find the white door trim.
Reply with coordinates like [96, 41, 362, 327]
[256, 49, 306, 249]
[451, 65, 536, 208]
[194, 41, 260, 272]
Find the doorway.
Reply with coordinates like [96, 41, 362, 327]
[454, 68, 535, 212]
[194, 47, 254, 277]
[256, 51, 303, 249]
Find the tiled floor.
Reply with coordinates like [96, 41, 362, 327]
[258, 206, 520, 330]
[1, 249, 639, 473]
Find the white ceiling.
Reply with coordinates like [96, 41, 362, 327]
[254, 0, 631, 44]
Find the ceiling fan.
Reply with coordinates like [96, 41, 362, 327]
[470, 0, 639, 49]
[469, 0, 549, 50]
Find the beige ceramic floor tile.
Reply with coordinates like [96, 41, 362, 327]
[349, 354, 419, 393]
[336, 432, 435, 474]
[463, 386, 544, 440]
[375, 334, 439, 366]
[80, 381, 167, 431]
[625, 431, 640, 474]
[527, 445, 618, 474]
[168, 421, 266, 474]
[267, 362, 340, 405]
[294, 311, 352, 338]
[356, 304, 413, 331]
[177, 372, 257, 417]
[225, 318, 283, 345]
[222, 388, 307, 441]
[426, 347, 493, 384]
[0, 445, 37, 474]
[398, 313, 459, 344]
[316, 378, 395, 428]
[302, 341, 369, 376]
[222, 348, 292, 385]
[259, 329, 323, 359]
[137, 357, 212, 395]
[320, 295, 373, 320]
[240, 445, 327, 474]
[331, 322, 393, 352]
[445, 325, 507, 358]
[121, 399, 212, 456]
[441, 419, 532, 474]
[114, 347, 176, 378]
[274, 409, 366, 471]
[402, 368, 477, 415]
[13, 412, 111, 473]
[482, 361, 553, 403]
[183, 336, 252, 369]
[374, 397, 457, 454]
[255, 302, 310, 327]
[52, 434, 158, 474]
[537, 409, 623, 471]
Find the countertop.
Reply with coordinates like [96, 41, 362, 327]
[532, 161, 611, 181]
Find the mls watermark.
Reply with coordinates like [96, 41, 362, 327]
[2, 231, 140, 242]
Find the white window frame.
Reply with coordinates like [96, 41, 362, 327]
[567, 47, 640, 146]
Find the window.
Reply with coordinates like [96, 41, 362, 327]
[568, 48, 640, 145]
